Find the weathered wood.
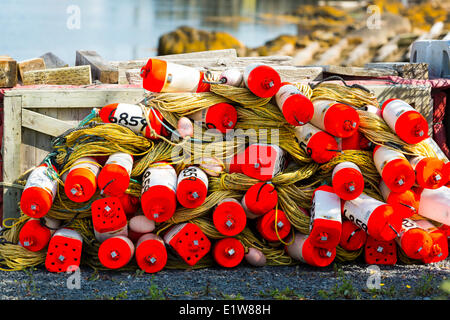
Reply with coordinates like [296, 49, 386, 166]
[21, 65, 92, 85]
[317, 65, 398, 77]
[0, 56, 17, 88]
[17, 58, 46, 81]
[22, 109, 74, 137]
[2, 95, 22, 220]
[76, 50, 118, 84]
[39, 52, 68, 69]
[365, 62, 429, 80]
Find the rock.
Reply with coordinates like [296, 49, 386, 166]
[158, 26, 246, 56]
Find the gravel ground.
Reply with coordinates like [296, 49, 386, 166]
[1, 258, 449, 301]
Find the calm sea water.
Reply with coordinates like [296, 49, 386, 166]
[0, 0, 310, 64]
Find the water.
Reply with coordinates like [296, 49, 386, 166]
[0, 0, 309, 64]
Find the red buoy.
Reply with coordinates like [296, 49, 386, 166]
[409, 156, 447, 189]
[212, 198, 247, 236]
[379, 181, 419, 219]
[19, 219, 52, 252]
[294, 123, 339, 164]
[176, 166, 209, 209]
[311, 100, 360, 138]
[241, 182, 278, 219]
[213, 237, 245, 268]
[45, 228, 83, 273]
[243, 63, 281, 98]
[339, 220, 367, 251]
[20, 163, 58, 218]
[285, 232, 336, 267]
[98, 103, 166, 139]
[98, 236, 135, 270]
[343, 192, 402, 242]
[373, 145, 415, 193]
[97, 152, 133, 197]
[141, 163, 177, 222]
[140, 58, 210, 93]
[415, 219, 448, 264]
[241, 144, 286, 181]
[396, 218, 433, 260]
[256, 208, 291, 242]
[135, 233, 167, 273]
[188, 103, 238, 133]
[381, 99, 428, 144]
[274, 82, 314, 126]
[91, 197, 128, 243]
[331, 161, 365, 200]
[364, 235, 397, 265]
[63, 157, 100, 203]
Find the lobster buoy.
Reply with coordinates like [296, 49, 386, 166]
[91, 197, 128, 243]
[343, 192, 402, 242]
[379, 181, 419, 219]
[331, 162, 364, 200]
[381, 99, 429, 144]
[98, 236, 135, 270]
[414, 219, 448, 264]
[213, 238, 245, 268]
[176, 166, 208, 209]
[274, 82, 314, 126]
[212, 198, 247, 236]
[20, 163, 58, 218]
[415, 186, 450, 226]
[187, 103, 238, 133]
[294, 123, 339, 164]
[140, 58, 210, 93]
[141, 163, 177, 222]
[310, 100, 360, 138]
[218, 68, 244, 87]
[364, 235, 397, 265]
[163, 223, 211, 266]
[339, 220, 367, 251]
[241, 182, 278, 219]
[135, 233, 167, 273]
[99, 103, 166, 139]
[244, 247, 267, 267]
[241, 144, 286, 181]
[45, 228, 83, 273]
[63, 157, 101, 203]
[256, 209, 291, 242]
[128, 215, 156, 243]
[422, 137, 450, 184]
[19, 217, 60, 252]
[409, 156, 447, 189]
[177, 117, 194, 138]
[117, 193, 140, 218]
[373, 145, 415, 193]
[225, 149, 247, 174]
[285, 232, 336, 267]
[243, 63, 281, 98]
[309, 185, 342, 249]
[396, 218, 433, 260]
[198, 157, 224, 177]
[97, 152, 133, 197]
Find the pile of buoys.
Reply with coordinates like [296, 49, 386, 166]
[2, 59, 448, 275]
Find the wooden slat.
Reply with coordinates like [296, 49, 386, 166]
[318, 65, 398, 77]
[365, 62, 429, 80]
[0, 56, 17, 88]
[76, 50, 118, 84]
[22, 65, 92, 85]
[22, 109, 74, 137]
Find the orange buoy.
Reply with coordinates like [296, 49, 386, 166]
[256, 208, 291, 242]
[117, 193, 140, 218]
[98, 236, 135, 270]
[343, 192, 402, 242]
[176, 166, 208, 209]
[213, 237, 245, 268]
[310, 100, 360, 138]
[422, 137, 450, 184]
[409, 156, 447, 189]
[331, 162, 364, 200]
[415, 186, 450, 226]
[19, 218, 59, 252]
[141, 163, 177, 222]
[414, 219, 448, 264]
[212, 198, 247, 236]
[396, 218, 433, 260]
[285, 232, 336, 267]
[91, 197, 128, 243]
[243, 63, 281, 98]
[381, 99, 429, 144]
[97, 152, 133, 197]
[188, 103, 238, 133]
[274, 82, 314, 126]
[373, 145, 415, 193]
[135, 233, 167, 273]
[339, 220, 367, 251]
[309, 185, 342, 249]
[98, 103, 166, 139]
[241, 144, 286, 181]
[364, 235, 397, 265]
[63, 157, 100, 203]
[163, 223, 211, 266]
[379, 181, 419, 219]
[45, 228, 83, 273]
[20, 163, 58, 218]
[140, 58, 210, 93]
[241, 182, 278, 219]
[294, 123, 339, 164]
